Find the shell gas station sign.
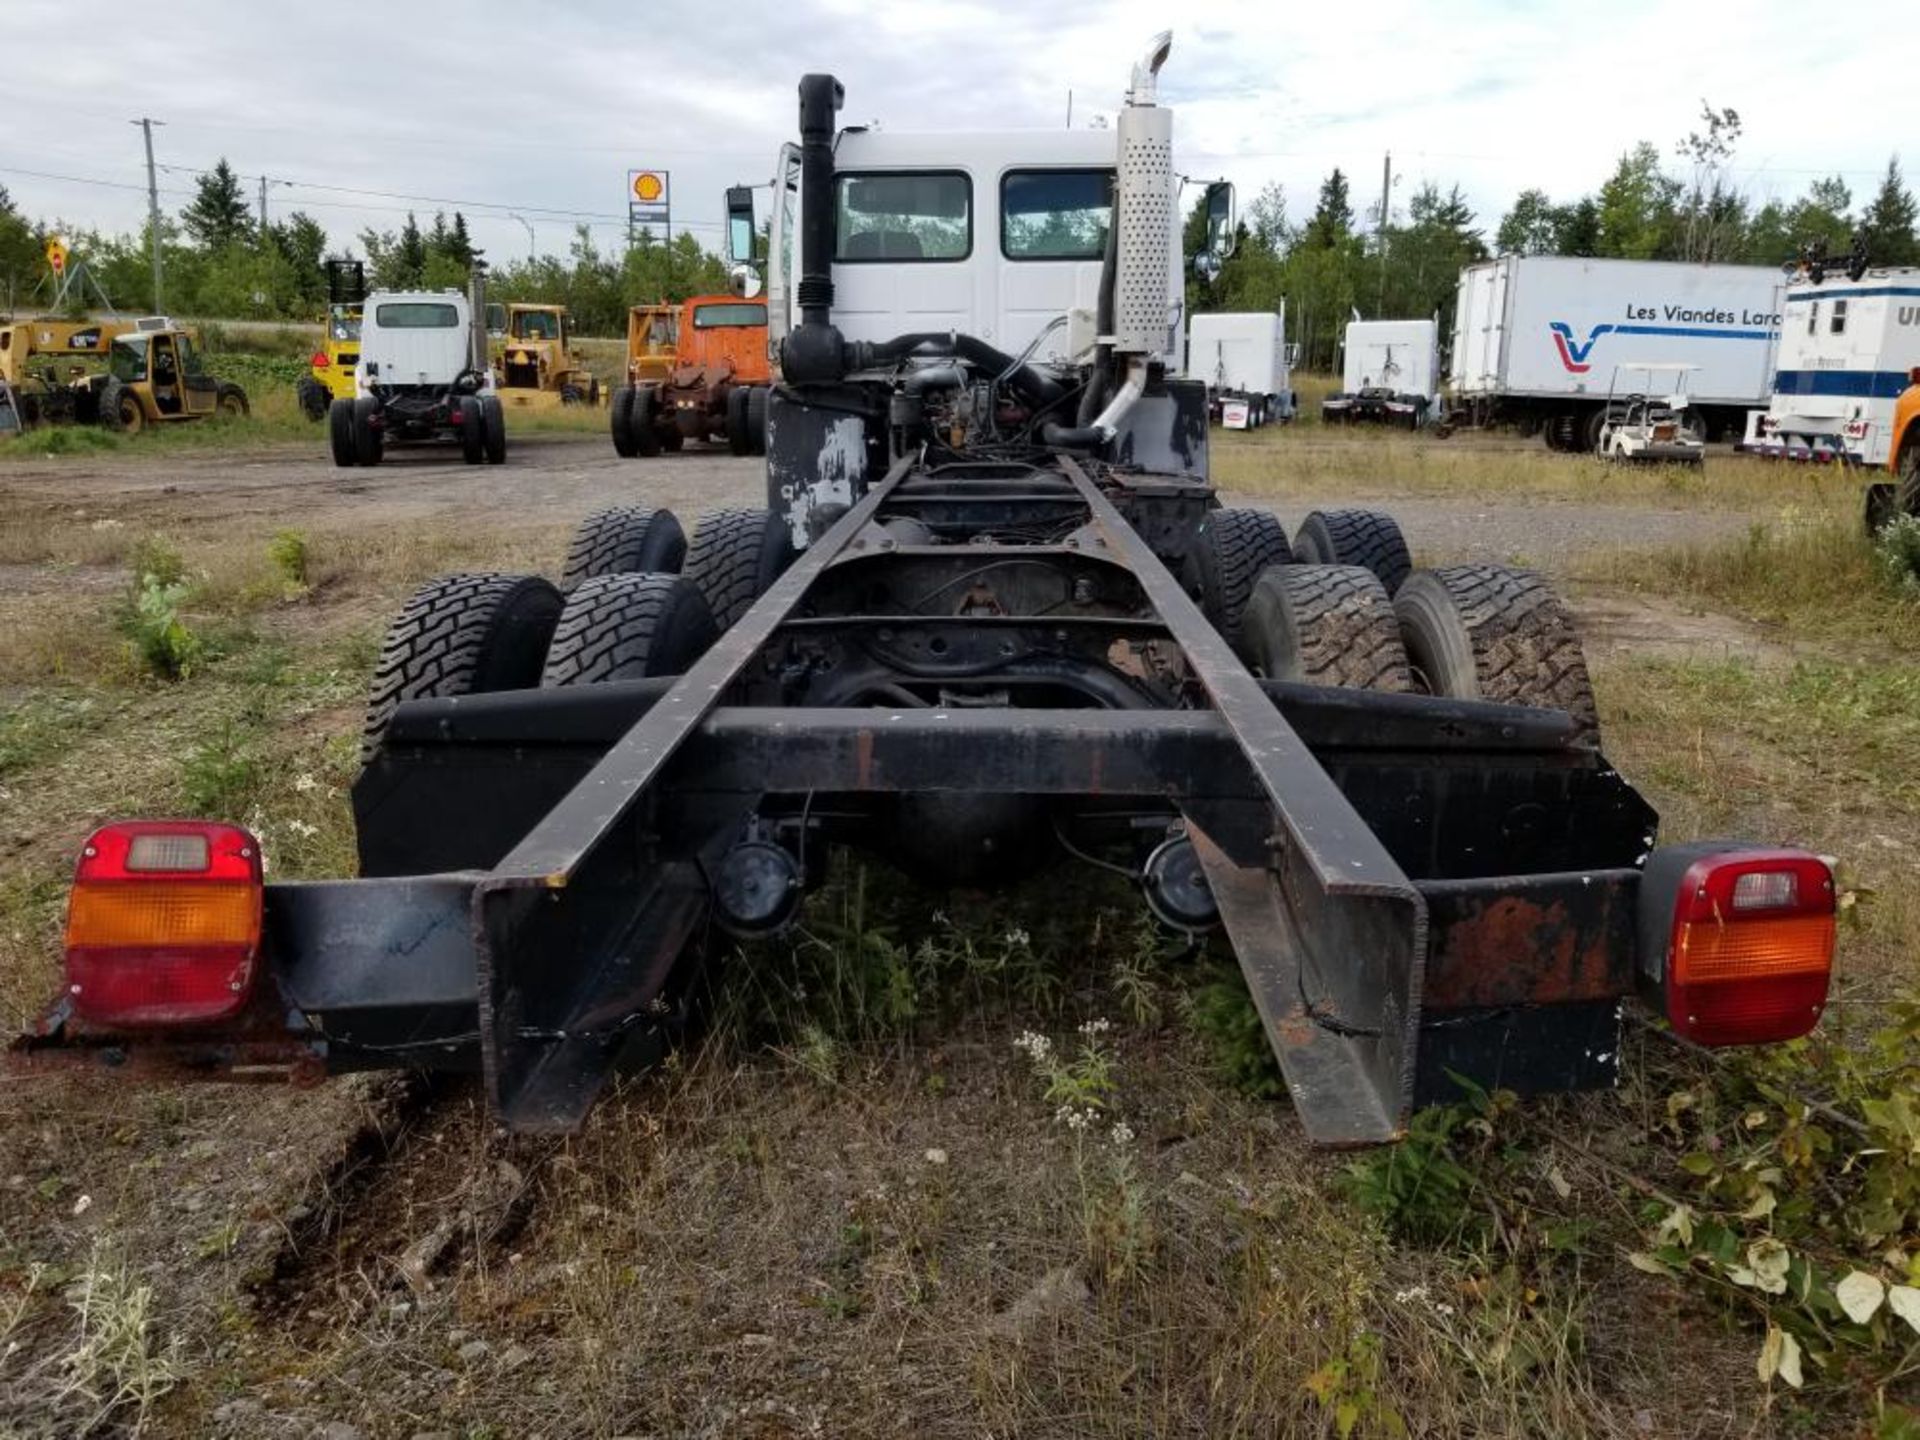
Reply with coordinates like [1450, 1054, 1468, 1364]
[45, 236, 69, 276]
[628, 170, 670, 231]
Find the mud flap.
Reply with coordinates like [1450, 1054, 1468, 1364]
[1185, 805, 1422, 1146]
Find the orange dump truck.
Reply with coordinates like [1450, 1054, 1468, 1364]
[609, 294, 769, 458]
[1867, 369, 1920, 531]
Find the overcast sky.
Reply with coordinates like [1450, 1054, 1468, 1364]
[4, 0, 1912, 266]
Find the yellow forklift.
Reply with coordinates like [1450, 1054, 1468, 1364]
[298, 261, 365, 421]
[95, 320, 249, 433]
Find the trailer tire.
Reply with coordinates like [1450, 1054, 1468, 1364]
[1243, 564, 1412, 691]
[481, 395, 507, 464]
[611, 385, 640, 458]
[540, 573, 718, 686]
[684, 507, 794, 631]
[1395, 564, 1599, 739]
[327, 397, 357, 467]
[725, 386, 752, 456]
[1581, 408, 1608, 453]
[1291, 509, 1413, 595]
[1186, 507, 1293, 656]
[633, 387, 661, 457]
[560, 506, 688, 590]
[351, 395, 383, 466]
[458, 397, 485, 464]
[746, 386, 769, 455]
[360, 572, 564, 763]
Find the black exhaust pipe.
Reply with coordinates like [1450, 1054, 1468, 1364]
[780, 73, 848, 384]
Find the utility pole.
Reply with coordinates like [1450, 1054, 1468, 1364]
[1376, 151, 1391, 316]
[255, 174, 290, 236]
[132, 117, 164, 312]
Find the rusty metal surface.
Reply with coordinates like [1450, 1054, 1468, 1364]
[10, 997, 326, 1087]
[1421, 870, 1640, 1010]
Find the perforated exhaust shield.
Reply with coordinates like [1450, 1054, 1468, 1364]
[1114, 102, 1174, 357]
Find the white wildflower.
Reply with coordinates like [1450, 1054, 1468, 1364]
[71, 1194, 92, 1217]
[293, 773, 318, 794]
[924, 1148, 948, 1166]
[1078, 1017, 1112, 1037]
[1393, 1285, 1429, 1305]
[1062, 1107, 1096, 1134]
[1013, 1030, 1053, 1060]
[1108, 1122, 1135, 1147]
[1004, 927, 1031, 948]
[285, 819, 319, 840]
[1434, 1302, 1456, 1318]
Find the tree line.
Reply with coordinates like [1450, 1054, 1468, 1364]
[0, 158, 729, 336]
[5, 116, 1918, 362]
[1189, 106, 1917, 372]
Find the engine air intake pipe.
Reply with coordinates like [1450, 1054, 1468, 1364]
[780, 73, 849, 385]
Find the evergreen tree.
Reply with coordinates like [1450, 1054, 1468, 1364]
[1859, 157, 1919, 267]
[1303, 169, 1353, 249]
[448, 212, 475, 268]
[396, 212, 427, 286]
[180, 160, 253, 249]
[1595, 143, 1678, 259]
[1556, 198, 1601, 257]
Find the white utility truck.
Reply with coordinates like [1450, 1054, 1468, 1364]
[1189, 309, 1296, 428]
[1740, 264, 1920, 466]
[330, 271, 504, 469]
[1322, 318, 1439, 428]
[1448, 255, 1780, 450]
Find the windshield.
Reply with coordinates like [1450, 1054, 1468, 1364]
[511, 310, 561, 341]
[375, 302, 460, 329]
[329, 306, 362, 343]
[108, 338, 147, 383]
[690, 302, 764, 330]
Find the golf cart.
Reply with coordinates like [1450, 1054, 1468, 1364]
[1597, 363, 1706, 467]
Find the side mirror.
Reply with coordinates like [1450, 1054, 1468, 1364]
[725, 186, 757, 268]
[1204, 180, 1237, 264]
[730, 263, 764, 300]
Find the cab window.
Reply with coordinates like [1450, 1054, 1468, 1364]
[1001, 169, 1114, 260]
[835, 172, 970, 262]
[176, 334, 206, 375]
[1830, 299, 1848, 336]
[691, 302, 765, 329]
[109, 339, 147, 383]
[376, 302, 460, 328]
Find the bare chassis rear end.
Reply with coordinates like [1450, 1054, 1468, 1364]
[19, 448, 1657, 1146]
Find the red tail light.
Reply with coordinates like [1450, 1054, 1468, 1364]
[1641, 847, 1834, 1046]
[311, 352, 329, 368]
[64, 822, 263, 1026]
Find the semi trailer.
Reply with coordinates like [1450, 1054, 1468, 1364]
[1448, 255, 1781, 449]
[13, 37, 1837, 1148]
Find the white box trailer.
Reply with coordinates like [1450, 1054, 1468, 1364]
[1322, 319, 1438, 428]
[1188, 308, 1295, 428]
[1740, 267, 1920, 466]
[1448, 255, 1781, 450]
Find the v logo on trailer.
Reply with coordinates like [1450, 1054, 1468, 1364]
[1548, 321, 1614, 373]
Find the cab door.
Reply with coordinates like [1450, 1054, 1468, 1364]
[148, 334, 185, 417]
[176, 334, 218, 416]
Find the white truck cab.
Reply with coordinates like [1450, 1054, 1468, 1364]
[756, 128, 1189, 373]
[355, 289, 493, 396]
